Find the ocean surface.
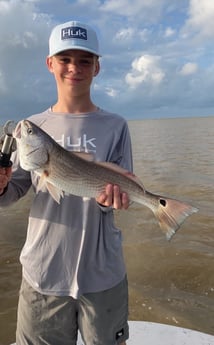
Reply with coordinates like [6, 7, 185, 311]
[0, 116, 214, 344]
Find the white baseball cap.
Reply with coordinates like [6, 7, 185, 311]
[48, 21, 101, 57]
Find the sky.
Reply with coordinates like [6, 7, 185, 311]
[0, 0, 214, 122]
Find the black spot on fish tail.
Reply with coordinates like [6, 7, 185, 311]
[159, 199, 167, 207]
[44, 170, 49, 177]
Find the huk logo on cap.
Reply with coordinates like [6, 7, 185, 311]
[61, 26, 87, 41]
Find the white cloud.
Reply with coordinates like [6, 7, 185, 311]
[93, 82, 118, 98]
[164, 27, 176, 38]
[0, 1, 51, 52]
[105, 87, 118, 98]
[183, 0, 214, 39]
[114, 28, 135, 43]
[100, 0, 165, 22]
[126, 55, 165, 88]
[180, 62, 198, 76]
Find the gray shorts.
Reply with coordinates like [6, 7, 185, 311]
[16, 276, 129, 345]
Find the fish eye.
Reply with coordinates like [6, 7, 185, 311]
[27, 127, 33, 135]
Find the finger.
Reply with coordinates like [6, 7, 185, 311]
[96, 191, 107, 205]
[0, 168, 6, 175]
[112, 185, 122, 209]
[121, 192, 130, 209]
[5, 166, 12, 180]
[0, 174, 8, 190]
[104, 184, 114, 206]
[96, 184, 113, 206]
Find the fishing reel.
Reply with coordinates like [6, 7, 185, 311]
[0, 120, 17, 168]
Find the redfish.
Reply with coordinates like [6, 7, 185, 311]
[14, 120, 198, 240]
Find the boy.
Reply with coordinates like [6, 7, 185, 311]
[0, 20, 133, 345]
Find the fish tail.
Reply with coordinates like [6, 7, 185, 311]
[146, 192, 198, 240]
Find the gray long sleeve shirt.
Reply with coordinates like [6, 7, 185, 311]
[0, 108, 133, 298]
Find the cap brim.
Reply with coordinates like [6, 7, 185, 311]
[49, 46, 101, 57]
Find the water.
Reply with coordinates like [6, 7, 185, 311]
[0, 117, 214, 344]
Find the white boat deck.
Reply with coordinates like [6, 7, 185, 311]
[11, 321, 214, 345]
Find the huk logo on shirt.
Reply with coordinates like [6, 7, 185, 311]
[53, 134, 96, 153]
[61, 26, 87, 41]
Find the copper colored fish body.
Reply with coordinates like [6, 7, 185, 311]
[13, 120, 198, 240]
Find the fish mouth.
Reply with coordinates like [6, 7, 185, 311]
[13, 120, 32, 140]
[13, 121, 22, 139]
[25, 147, 41, 157]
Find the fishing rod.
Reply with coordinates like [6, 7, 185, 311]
[0, 120, 16, 168]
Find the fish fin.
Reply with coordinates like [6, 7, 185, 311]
[46, 182, 64, 204]
[37, 171, 63, 204]
[37, 171, 48, 192]
[149, 192, 198, 240]
[97, 162, 145, 189]
[71, 151, 95, 162]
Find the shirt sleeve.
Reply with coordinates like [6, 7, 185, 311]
[0, 150, 32, 207]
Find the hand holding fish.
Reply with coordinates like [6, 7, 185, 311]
[0, 167, 12, 195]
[96, 184, 130, 209]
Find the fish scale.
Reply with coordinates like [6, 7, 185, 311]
[49, 153, 143, 198]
